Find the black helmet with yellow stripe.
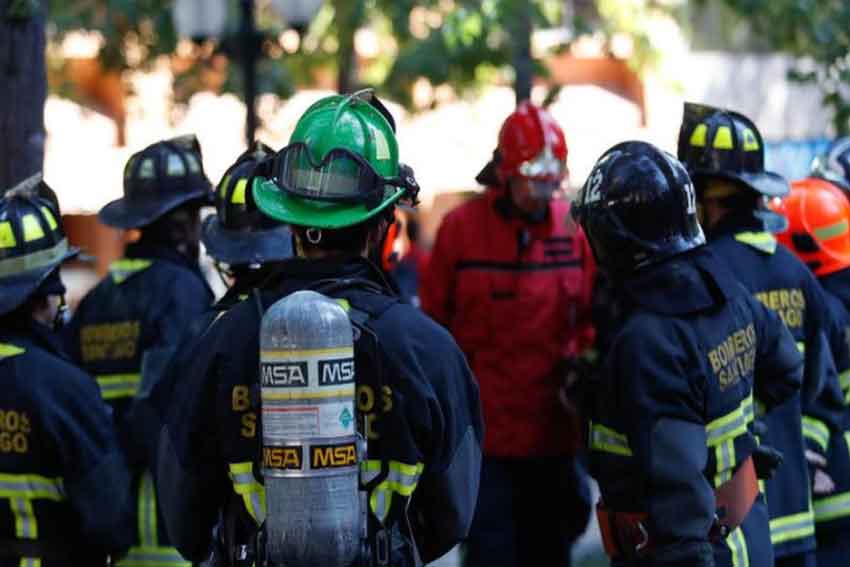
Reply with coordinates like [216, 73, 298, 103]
[677, 102, 789, 198]
[0, 175, 79, 316]
[201, 142, 292, 267]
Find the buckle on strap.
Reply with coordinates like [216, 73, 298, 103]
[596, 502, 652, 560]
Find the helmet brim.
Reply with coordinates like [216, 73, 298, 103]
[691, 169, 790, 198]
[98, 187, 212, 229]
[201, 215, 293, 266]
[0, 247, 79, 316]
[253, 178, 404, 229]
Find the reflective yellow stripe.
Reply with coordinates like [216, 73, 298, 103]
[228, 462, 266, 525]
[714, 438, 736, 487]
[815, 491, 850, 523]
[735, 232, 777, 254]
[261, 347, 353, 359]
[0, 474, 65, 500]
[138, 471, 158, 547]
[361, 460, 424, 523]
[19, 558, 41, 567]
[0, 221, 15, 248]
[726, 525, 749, 567]
[690, 124, 708, 147]
[742, 128, 760, 151]
[706, 396, 753, 447]
[769, 508, 815, 545]
[117, 546, 191, 566]
[0, 343, 25, 359]
[231, 179, 248, 204]
[39, 207, 58, 231]
[110, 259, 153, 284]
[840, 369, 850, 402]
[96, 373, 141, 400]
[802, 416, 830, 452]
[12, 498, 37, 539]
[0, 239, 69, 278]
[21, 214, 44, 242]
[814, 220, 849, 241]
[589, 422, 633, 457]
[713, 126, 734, 149]
[262, 387, 354, 401]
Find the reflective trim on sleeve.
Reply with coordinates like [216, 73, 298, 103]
[228, 462, 266, 525]
[19, 558, 41, 567]
[96, 374, 141, 400]
[801, 416, 830, 452]
[361, 460, 424, 523]
[814, 491, 850, 523]
[0, 474, 65, 501]
[726, 525, 749, 567]
[588, 422, 633, 457]
[769, 508, 815, 545]
[0, 343, 25, 359]
[116, 546, 192, 566]
[706, 396, 753, 447]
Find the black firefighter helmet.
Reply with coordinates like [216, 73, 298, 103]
[99, 134, 213, 229]
[571, 141, 705, 278]
[201, 142, 293, 267]
[0, 176, 79, 315]
[677, 102, 789, 198]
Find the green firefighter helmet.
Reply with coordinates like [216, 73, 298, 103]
[253, 89, 419, 230]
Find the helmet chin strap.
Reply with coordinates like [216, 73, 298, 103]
[50, 295, 70, 330]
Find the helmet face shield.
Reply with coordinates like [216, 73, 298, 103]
[272, 142, 416, 211]
[517, 146, 566, 180]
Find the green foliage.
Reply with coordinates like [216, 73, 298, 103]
[718, 0, 850, 134]
[48, 0, 178, 70]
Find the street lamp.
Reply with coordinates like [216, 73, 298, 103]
[173, 0, 324, 144]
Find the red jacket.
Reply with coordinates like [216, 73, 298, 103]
[421, 189, 595, 457]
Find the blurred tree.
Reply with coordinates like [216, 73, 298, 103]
[717, 0, 850, 134]
[1, 0, 47, 192]
[45, 0, 677, 125]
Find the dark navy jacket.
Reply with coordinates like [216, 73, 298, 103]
[0, 317, 134, 566]
[156, 257, 484, 566]
[707, 214, 846, 558]
[589, 247, 802, 567]
[813, 268, 850, 537]
[62, 242, 213, 563]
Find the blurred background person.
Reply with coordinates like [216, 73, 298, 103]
[421, 101, 595, 567]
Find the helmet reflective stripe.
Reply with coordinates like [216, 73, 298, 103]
[231, 179, 248, 205]
[21, 214, 45, 242]
[0, 222, 15, 248]
[0, 239, 69, 278]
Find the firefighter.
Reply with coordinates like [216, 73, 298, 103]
[420, 101, 594, 567]
[573, 140, 803, 567]
[0, 178, 135, 565]
[679, 103, 846, 567]
[156, 90, 484, 566]
[63, 135, 215, 566]
[772, 177, 850, 565]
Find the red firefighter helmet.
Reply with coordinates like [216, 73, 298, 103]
[496, 101, 568, 183]
[771, 177, 850, 276]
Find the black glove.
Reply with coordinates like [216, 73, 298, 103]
[752, 444, 784, 480]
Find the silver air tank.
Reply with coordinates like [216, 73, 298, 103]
[259, 290, 360, 566]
